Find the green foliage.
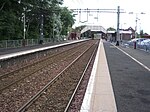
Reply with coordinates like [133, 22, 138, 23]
[0, 0, 23, 40]
[73, 25, 86, 32]
[140, 30, 144, 36]
[60, 7, 75, 36]
[107, 27, 116, 31]
[0, 0, 75, 40]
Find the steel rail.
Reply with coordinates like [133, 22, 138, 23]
[17, 42, 97, 112]
[64, 41, 99, 112]
[0, 43, 88, 92]
[0, 42, 87, 79]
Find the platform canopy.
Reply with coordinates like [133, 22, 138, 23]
[81, 25, 107, 34]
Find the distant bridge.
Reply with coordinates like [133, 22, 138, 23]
[80, 25, 107, 39]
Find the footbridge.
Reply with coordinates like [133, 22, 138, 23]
[80, 25, 107, 39]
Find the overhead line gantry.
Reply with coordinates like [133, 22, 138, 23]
[70, 7, 126, 46]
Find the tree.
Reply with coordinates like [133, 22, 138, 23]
[0, 0, 75, 41]
[60, 7, 75, 36]
[140, 29, 144, 37]
[107, 27, 116, 31]
[72, 25, 86, 32]
[0, 0, 23, 40]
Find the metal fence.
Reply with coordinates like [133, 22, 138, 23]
[0, 37, 65, 49]
[123, 40, 150, 52]
[0, 39, 38, 49]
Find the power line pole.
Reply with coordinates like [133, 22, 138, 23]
[71, 7, 124, 45]
[116, 6, 120, 46]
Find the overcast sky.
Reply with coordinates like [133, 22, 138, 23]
[62, 0, 150, 34]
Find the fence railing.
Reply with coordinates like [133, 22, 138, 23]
[0, 38, 65, 49]
[123, 40, 150, 52]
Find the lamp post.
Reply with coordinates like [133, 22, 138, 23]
[135, 13, 139, 38]
[39, 14, 44, 44]
[22, 7, 26, 46]
[19, 0, 26, 46]
[23, 8, 26, 40]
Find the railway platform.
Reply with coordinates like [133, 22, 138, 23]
[80, 40, 150, 112]
[0, 39, 88, 60]
[80, 40, 117, 112]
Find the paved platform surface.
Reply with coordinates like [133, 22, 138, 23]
[80, 40, 117, 112]
[80, 40, 150, 112]
[104, 41, 150, 112]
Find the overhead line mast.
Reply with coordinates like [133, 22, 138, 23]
[70, 7, 125, 46]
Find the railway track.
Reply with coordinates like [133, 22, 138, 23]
[0, 41, 86, 76]
[0, 42, 88, 92]
[17, 40, 99, 112]
[0, 40, 99, 112]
